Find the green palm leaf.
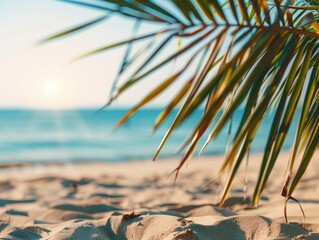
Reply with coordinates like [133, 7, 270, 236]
[46, 0, 319, 212]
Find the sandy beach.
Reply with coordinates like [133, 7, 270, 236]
[0, 152, 318, 239]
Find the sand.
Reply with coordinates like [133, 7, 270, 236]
[0, 152, 318, 239]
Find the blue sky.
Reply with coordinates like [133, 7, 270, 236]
[0, 0, 183, 109]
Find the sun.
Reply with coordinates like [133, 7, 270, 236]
[43, 78, 60, 97]
[39, 78, 64, 109]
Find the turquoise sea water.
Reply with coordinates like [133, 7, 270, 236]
[0, 108, 298, 163]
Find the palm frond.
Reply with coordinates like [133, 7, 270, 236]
[47, 0, 319, 208]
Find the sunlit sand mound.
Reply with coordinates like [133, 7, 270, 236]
[0, 153, 318, 239]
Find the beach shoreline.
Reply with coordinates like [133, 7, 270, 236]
[0, 152, 318, 239]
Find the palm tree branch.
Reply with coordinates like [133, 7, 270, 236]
[47, 0, 319, 208]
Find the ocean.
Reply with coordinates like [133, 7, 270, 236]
[0, 108, 298, 163]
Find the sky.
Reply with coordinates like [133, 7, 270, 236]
[0, 0, 183, 109]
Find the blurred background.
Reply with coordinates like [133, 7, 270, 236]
[0, 0, 297, 164]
